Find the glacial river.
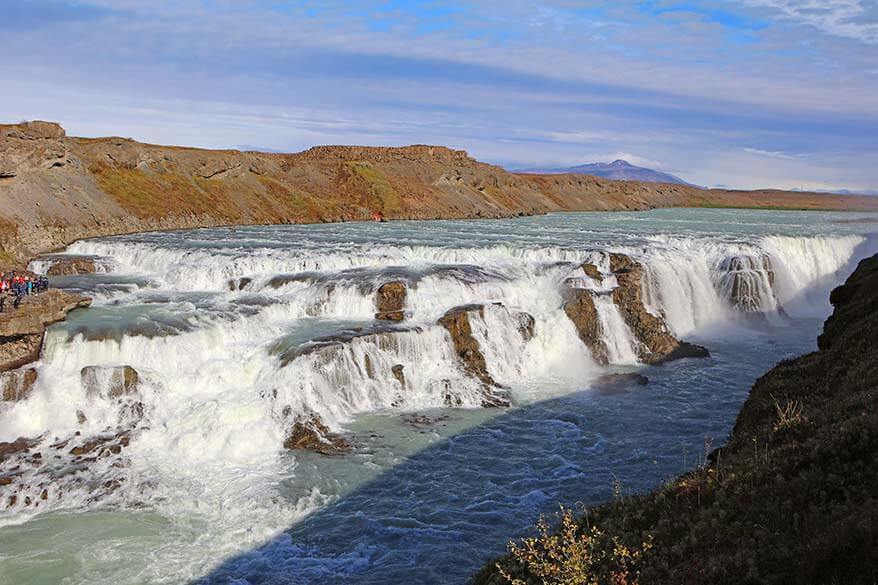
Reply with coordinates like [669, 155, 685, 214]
[2, 209, 877, 585]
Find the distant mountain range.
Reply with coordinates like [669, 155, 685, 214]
[515, 159, 692, 185]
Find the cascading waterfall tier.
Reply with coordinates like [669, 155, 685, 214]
[2, 220, 866, 530]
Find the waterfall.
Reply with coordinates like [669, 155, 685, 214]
[3, 225, 866, 525]
[592, 294, 640, 365]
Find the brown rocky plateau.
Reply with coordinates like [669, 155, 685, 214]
[2, 120, 875, 267]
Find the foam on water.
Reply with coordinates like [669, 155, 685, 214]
[3, 209, 875, 584]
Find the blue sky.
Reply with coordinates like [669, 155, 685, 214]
[2, 0, 877, 190]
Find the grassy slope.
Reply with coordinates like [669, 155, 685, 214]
[476, 254, 878, 585]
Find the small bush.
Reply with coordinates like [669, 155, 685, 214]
[498, 506, 651, 585]
[771, 393, 806, 432]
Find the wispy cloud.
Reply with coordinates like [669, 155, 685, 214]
[0, 0, 875, 191]
[742, 147, 799, 160]
[741, 0, 878, 44]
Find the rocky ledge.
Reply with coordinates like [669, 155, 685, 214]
[0, 289, 91, 372]
[476, 253, 878, 585]
[564, 253, 708, 365]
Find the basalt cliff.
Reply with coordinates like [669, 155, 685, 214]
[475, 252, 878, 585]
[2, 120, 876, 266]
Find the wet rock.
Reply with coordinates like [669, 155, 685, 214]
[44, 256, 97, 276]
[716, 254, 776, 312]
[609, 253, 708, 365]
[68, 432, 130, 458]
[363, 353, 376, 379]
[0, 367, 37, 402]
[375, 281, 407, 321]
[593, 372, 649, 394]
[438, 305, 510, 407]
[227, 277, 253, 291]
[438, 304, 495, 387]
[0, 437, 37, 463]
[0, 290, 91, 372]
[0, 334, 43, 372]
[283, 417, 349, 454]
[403, 413, 450, 428]
[391, 363, 406, 386]
[0, 290, 91, 339]
[563, 290, 609, 364]
[515, 311, 536, 341]
[582, 262, 603, 282]
[608, 253, 638, 274]
[653, 341, 710, 364]
[80, 365, 140, 399]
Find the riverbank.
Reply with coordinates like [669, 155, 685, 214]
[3, 121, 876, 267]
[474, 252, 878, 584]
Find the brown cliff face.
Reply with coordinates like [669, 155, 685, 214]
[1, 121, 875, 266]
[0, 290, 91, 372]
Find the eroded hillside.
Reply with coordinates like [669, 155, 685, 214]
[2, 121, 875, 265]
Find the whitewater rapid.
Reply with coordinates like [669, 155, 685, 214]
[3, 209, 876, 584]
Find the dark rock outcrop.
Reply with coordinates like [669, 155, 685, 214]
[437, 304, 513, 407]
[515, 311, 536, 341]
[717, 254, 776, 312]
[563, 289, 608, 364]
[0, 367, 37, 401]
[0, 289, 91, 372]
[283, 417, 349, 454]
[375, 281, 407, 321]
[228, 277, 253, 291]
[593, 372, 649, 394]
[0, 437, 37, 463]
[391, 363, 406, 386]
[80, 365, 140, 399]
[0, 334, 43, 372]
[438, 304, 494, 387]
[563, 253, 708, 365]
[582, 262, 603, 282]
[608, 253, 708, 364]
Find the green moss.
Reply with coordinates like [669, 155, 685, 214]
[345, 162, 403, 214]
[90, 164, 226, 219]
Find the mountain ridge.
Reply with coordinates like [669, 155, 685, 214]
[515, 159, 693, 185]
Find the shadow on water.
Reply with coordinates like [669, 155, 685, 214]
[191, 325, 814, 585]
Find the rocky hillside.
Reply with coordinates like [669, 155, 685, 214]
[475, 252, 878, 585]
[2, 121, 876, 266]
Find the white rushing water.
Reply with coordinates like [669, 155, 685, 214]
[2, 209, 876, 585]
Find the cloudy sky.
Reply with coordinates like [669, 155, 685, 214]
[2, 0, 877, 190]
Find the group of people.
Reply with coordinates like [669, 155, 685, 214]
[0, 272, 49, 312]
